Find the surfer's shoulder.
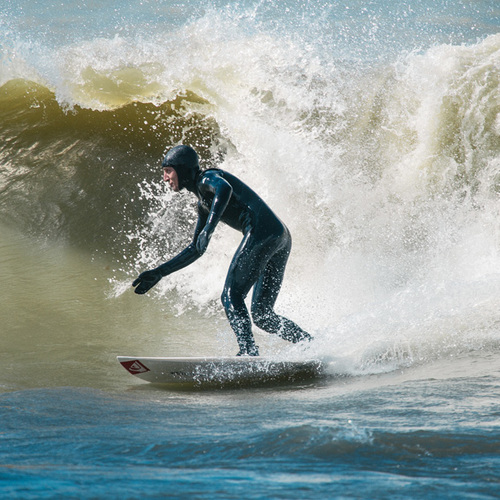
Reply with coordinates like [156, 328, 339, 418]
[198, 168, 228, 186]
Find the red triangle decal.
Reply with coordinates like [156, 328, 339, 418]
[121, 359, 150, 374]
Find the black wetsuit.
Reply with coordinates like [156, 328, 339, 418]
[133, 158, 311, 355]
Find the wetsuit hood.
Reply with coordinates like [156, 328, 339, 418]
[162, 145, 200, 192]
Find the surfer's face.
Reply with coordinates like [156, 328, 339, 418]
[163, 166, 179, 191]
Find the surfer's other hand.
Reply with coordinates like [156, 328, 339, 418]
[196, 228, 211, 255]
[132, 269, 162, 294]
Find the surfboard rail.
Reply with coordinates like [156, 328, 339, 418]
[117, 356, 324, 386]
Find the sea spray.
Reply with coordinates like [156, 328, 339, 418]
[1, 3, 499, 373]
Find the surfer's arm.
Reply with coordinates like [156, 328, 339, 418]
[195, 172, 232, 255]
[132, 209, 208, 294]
[157, 207, 208, 275]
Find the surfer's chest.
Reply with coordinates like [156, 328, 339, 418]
[198, 194, 213, 214]
[197, 193, 250, 232]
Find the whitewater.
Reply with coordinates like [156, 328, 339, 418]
[1, 0, 499, 498]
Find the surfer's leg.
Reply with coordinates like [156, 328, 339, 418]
[251, 233, 312, 343]
[221, 232, 273, 356]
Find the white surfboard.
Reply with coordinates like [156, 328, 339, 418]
[117, 356, 324, 386]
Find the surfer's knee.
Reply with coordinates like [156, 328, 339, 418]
[221, 286, 245, 314]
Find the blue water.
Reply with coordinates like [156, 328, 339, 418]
[1, 0, 500, 498]
[2, 355, 499, 499]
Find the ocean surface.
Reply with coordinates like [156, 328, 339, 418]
[1, 0, 500, 498]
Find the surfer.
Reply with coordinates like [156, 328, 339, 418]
[132, 145, 312, 356]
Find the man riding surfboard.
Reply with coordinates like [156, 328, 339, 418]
[133, 145, 312, 356]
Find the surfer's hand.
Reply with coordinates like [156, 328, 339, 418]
[196, 229, 211, 255]
[132, 269, 162, 294]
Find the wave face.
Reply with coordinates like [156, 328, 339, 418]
[1, 0, 500, 371]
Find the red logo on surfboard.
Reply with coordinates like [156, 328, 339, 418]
[121, 359, 150, 374]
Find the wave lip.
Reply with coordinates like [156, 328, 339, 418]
[1, 26, 500, 364]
